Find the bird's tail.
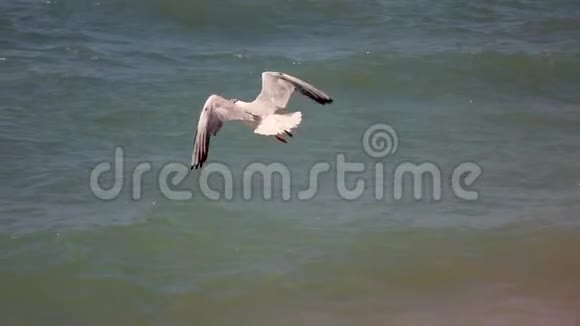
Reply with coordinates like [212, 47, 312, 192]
[253, 112, 302, 136]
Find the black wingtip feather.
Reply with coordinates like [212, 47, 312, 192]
[192, 129, 211, 170]
[297, 87, 333, 105]
[194, 133, 210, 170]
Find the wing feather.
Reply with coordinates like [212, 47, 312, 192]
[191, 95, 251, 169]
[255, 71, 333, 108]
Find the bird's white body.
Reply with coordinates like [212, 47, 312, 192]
[231, 99, 302, 135]
[191, 71, 333, 169]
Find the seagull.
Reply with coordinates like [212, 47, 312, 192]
[191, 71, 333, 169]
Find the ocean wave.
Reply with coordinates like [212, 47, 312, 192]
[310, 49, 580, 99]
[106, 0, 386, 32]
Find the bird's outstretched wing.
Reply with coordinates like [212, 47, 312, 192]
[191, 95, 252, 169]
[255, 71, 333, 108]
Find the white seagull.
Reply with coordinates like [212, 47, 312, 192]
[191, 71, 333, 169]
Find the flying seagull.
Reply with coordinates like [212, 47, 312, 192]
[191, 71, 333, 169]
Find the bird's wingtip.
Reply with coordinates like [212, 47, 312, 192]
[318, 97, 333, 105]
[191, 163, 202, 170]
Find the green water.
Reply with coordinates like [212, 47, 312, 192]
[1, 0, 580, 324]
